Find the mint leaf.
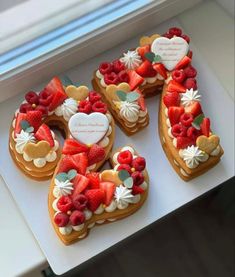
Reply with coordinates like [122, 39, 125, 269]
[20, 120, 30, 131]
[67, 169, 77, 180]
[124, 177, 133, 188]
[118, 170, 130, 182]
[144, 52, 155, 62]
[55, 173, 68, 182]
[61, 75, 74, 87]
[116, 90, 127, 101]
[153, 55, 162, 63]
[126, 92, 140, 102]
[192, 114, 204, 130]
[25, 126, 34, 133]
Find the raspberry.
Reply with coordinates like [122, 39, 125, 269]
[132, 157, 146, 172]
[171, 124, 187, 137]
[19, 103, 34, 113]
[181, 34, 190, 44]
[70, 210, 85, 226]
[25, 91, 39, 105]
[79, 100, 92, 114]
[162, 32, 173, 39]
[180, 113, 194, 127]
[168, 27, 182, 37]
[187, 126, 201, 140]
[104, 72, 119, 85]
[99, 62, 113, 75]
[184, 66, 197, 78]
[57, 196, 73, 213]
[92, 101, 107, 114]
[89, 91, 101, 104]
[35, 105, 48, 116]
[184, 78, 197, 90]
[117, 164, 132, 174]
[131, 171, 144, 186]
[118, 70, 129, 83]
[54, 213, 69, 227]
[112, 59, 125, 73]
[72, 194, 88, 211]
[117, 150, 133, 165]
[39, 90, 53, 107]
[172, 70, 186, 83]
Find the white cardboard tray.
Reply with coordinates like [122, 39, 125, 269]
[0, 19, 234, 275]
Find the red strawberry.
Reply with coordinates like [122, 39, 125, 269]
[128, 70, 144, 90]
[185, 102, 202, 117]
[45, 77, 67, 111]
[184, 78, 197, 90]
[137, 45, 150, 60]
[117, 150, 133, 165]
[72, 194, 88, 211]
[99, 62, 113, 75]
[104, 72, 119, 85]
[180, 113, 194, 127]
[63, 139, 89, 155]
[168, 106, 184, 126]
[132, 185, 144, 195]
[89, 91, 101, 104]
[100, 182, 115, 206]
[200, 117, 210, 137]
[181, 34, 190, 44]
[26, 110, 42, 131]
[57, 196, 73, 213]
[87, 144, 106, 166]
[72, 174, 90, 195]
[117, 164, 132, 174]
[54, 213, 69, 227]
[92, 101, 107, 114]
[86, 172, 100, 189]
[70, 210, 85, 226]
[85, 189, 105, 212]
[152, 63, 167, 79]
[175, 56, 191, 70]
[112, 59, 125, 73]
[118, 70, 130, 83]
[132, 157, 146, 171]
[163, 92, 180, 108]
[169, 27, 182, 36]
[134, 89, 146, 111]
[172, 70, 186, 83]
[171, 124, 187, 137]
[136, 60, 156, 78]
[35, 123, 54, 147]
[176, 137, 194, 149]
[58, 153, 88, 174]
[79, 100, 92, 114]
[19, 103, 34, 113]
[14, 113, 27, 137]
[167, 80, 186, 93]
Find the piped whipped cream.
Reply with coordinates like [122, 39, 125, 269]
[181, 88, 201, 106]
[181, 145, 209, 168]
[15, 130, 35, 154]
[53, 179, 74, 197]
[55, 98, 78, 121]
[120, 50, 142, 70]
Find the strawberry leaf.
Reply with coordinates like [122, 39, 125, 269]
[67, 169, 77, 180]
[144, 52, 155, 62]
[118, 170, 130, 181]
[124, 177, 133, 188]
[126, 92, 140, 102]
[116, 90, 127, 101]
[192, 114, 204, 130]
[56, 172, 68, 182]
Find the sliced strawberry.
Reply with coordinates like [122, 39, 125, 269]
[132, 185, 144, 195]
[176, 137, 194, 149]
[153, 63, 167, 79]
[87, 144, 106, 166]
[86, 172, 100, 189]
[128, 70, 144, 90]
[35, 123, 54, 147]
[168, 106, 184, 126]
[58, 156, 75, 173]
[100, 182, 115, 206]
[200, 117, 210, 137]
[71, 153, 88, 175]
[136, 60, 156, 78]
[185, 102, 202, 117]
[163, 92, 180, 108]
[135, 89, 146, 111]
[26, 110, 42, 131]
[45, 77, 67, 111]
[62, 139, 89, 155]
[72, 174, 90, 196]
[85, 189, 105, 212]
[137, 45, 150, 60]
[14, 113, 27, 137]
[175, 56, 191, 70]
[167, 80, 186, 93]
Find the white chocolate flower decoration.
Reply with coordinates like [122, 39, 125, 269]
[15, 130, 35, 154]
[120, 50, 142, 70]
[181, 88, 201, 106]
[182, 145, 209, 168]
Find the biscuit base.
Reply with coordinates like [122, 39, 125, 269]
[48, 147, 149, 245]
[158, 86, 224, 181]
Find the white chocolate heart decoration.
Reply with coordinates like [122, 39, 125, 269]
[69, 112, 109, 145]
[151, 37, 189, 71]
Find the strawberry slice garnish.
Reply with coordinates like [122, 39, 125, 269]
[58, 153, 88, 174]
[176, 137, 194, 149]
[85, 189, 105, 212]
[175, 56, 191, 70]
[137, 45, 150, 60]
[200, 117, 210, 137]
[167, 80, 186, 93]
[62, 139, 89, 155]
[168, 106, 184, 126]
[135, 88, 146, 111]
[44, 77, 67, 111]
[128, 70, 144, 90]
[136, 60, 156, 78]
[153, 63, 167, 79]
[100, 181, 115, 206]
[86, 172, 100, 189]
[163, 92, 180, 108]
[72, 174, 90, 196]
[35, 123, 54, 147]
[87, 144, 106, 166]
[185, 102, 202, 117]
[14, 113, 27, 137]
[26, 110, 42, 131]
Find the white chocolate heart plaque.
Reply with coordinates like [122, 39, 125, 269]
[151, 37, 189, 71]
[69, 112, 109, 145]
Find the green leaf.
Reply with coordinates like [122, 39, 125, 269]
[55, 173, 68, 182]
[126, 92, 140, 102]
[20, 120, 30, 131]
[192, 114, 204, 130]
[67, 169, 77, 180]
[61, 75, 74, 87]
[118, 170, 130, 182]
[25, 126, 34, 133]
[153, 55, 162, 63]
[124, 177, 133, 188]
[144, 52, 155, 62]
[116, 90, 127, 101]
